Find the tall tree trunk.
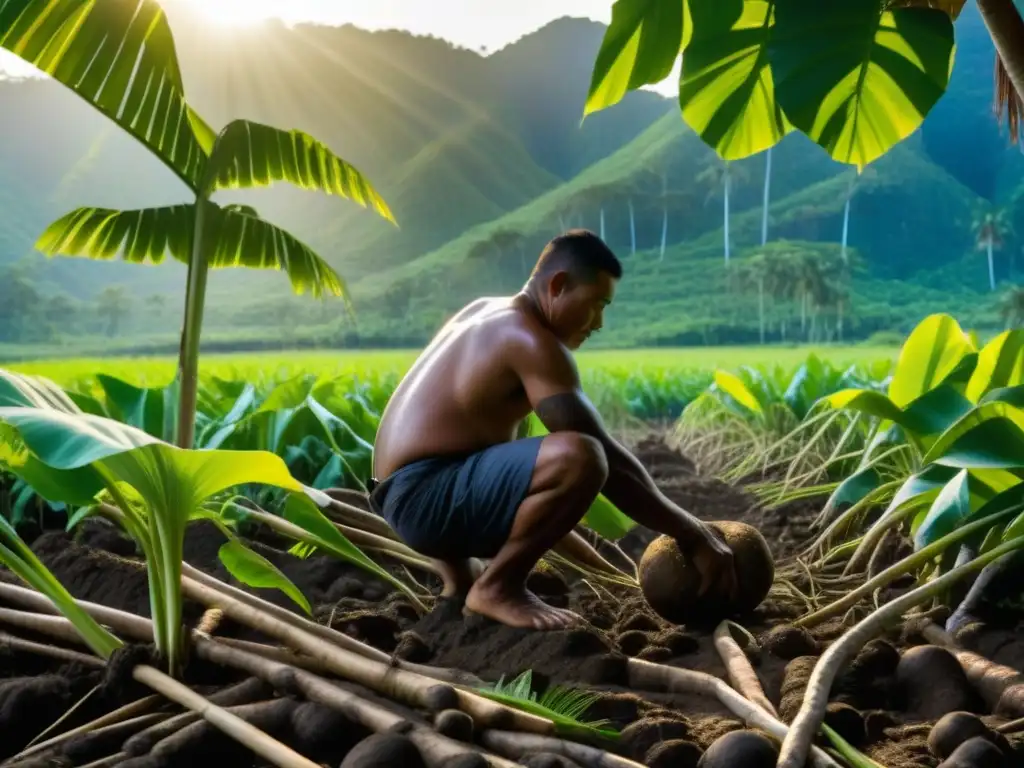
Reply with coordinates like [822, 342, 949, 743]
[629, 199, 636, 255]
[761, 148, 772, 246]
[988, 236, 996, 291]
[600, 207, 606, 240]
[660, 207, 668, 261]
[838, 299, 845, 343]
[800, 291, 807, 334]
[977, 0, 1024, 113]
[723, 165, 731, 265]
[841, 177, 854, 263]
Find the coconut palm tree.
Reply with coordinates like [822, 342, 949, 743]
[1, 0, 393, 449]
[1000, 284, 1024, 328]
[839, 166, 877, 263]
[973, 206, 1010, 291]
[697, 158, 749, 266]
[761, 148, 773, 247]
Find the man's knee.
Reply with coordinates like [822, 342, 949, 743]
[541, 432, 608, 489]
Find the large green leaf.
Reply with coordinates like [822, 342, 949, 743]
[714, 369, 763, 414]
[584, 0, 689, 116]
[206, 120, 394, 224]
[35, 203, 347, 300]
[913, 469, 971, 549]
[923, 403, 1024, 470]
[887, 314, 976, 408]
[0, 0, 213, 190]
[95, 374, 177, 442]
[217, 539, 311, 616]
[967, 330, 1024, 403]
[679, 0, 791, 159]
[0, 369, 82, 412]
[768, 0, 955, 168]
[823, 466, 881, 514]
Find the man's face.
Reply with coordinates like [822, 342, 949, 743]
[548, 270, 617, 350]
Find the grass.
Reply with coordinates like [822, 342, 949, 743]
[6, 345, 899, 388]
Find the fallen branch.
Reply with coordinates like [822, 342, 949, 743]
[480, 729, 643, 768]
[0, 630, 103, 667]
[777, 536, 1024, 768]
[131, 665, 321, 768]
[5, 694, 165, 765]
[194, 633, 520, 768]
[180, 575, 555, 735]
[624, 658, 839, 768]
[712, 621, 777, 717]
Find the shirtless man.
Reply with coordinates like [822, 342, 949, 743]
[369, 230, 737, 630]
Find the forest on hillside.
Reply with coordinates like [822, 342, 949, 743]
[0, 0, 1021, 356]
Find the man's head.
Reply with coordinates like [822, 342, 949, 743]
[526, 229, 621, 349]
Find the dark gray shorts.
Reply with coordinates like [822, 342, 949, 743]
[368, 437, 543, 559]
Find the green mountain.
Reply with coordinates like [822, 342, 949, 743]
[0, 3, 1020, 354]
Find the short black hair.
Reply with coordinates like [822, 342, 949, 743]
[531, 229, 622, 283]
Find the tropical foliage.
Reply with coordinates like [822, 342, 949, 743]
[586, 0, 959, 169]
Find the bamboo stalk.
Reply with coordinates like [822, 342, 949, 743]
[712, 622, 777, 717]
[76, 754, 128, 768]
[194, 635, 520, 768]
[5, 694, 165, 765]
[180, 575, 554, 735]
[625, 658, 840, 768]
[0, 630, 104, 667]
[480, 730, 644, 767]
[131, 665, 321, 768]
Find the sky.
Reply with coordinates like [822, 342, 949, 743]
[0, 0, 678, 94]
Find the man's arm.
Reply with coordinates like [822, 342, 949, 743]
[511, 331, 707, 546]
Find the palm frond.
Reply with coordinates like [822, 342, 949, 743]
[0, 0, 213, 189]
[207, 119, 394, 224]
[995, 53, 1022, 144]
[35, 204, 348, 304]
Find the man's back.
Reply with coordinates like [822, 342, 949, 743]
[373, 296, 537, 479]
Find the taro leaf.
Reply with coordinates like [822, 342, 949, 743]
[900, 383, 975, 438]
[913, 469, 971, 549]
[206, 120, 393, 224]
[714, 370, 763, 414]
[888, 0, 967, 19]
[784, 354, 826, 419]
[95, 375, 176, 442]
[823, 466, 881, 515]
[981, 386, 1024, 409]
[0, 369, 81, 412]
[217, 539, 311, 616]
[888, 314, 977, 408]
[0, 514, 122, 660]
[923, 403, 1024, 469]
[967, 330, 1024, 403]
[826, 390, 904, 424]
[584, 0, 690, 116]
[769, 0, 955, 169]
[312, 453, 345, 490]
[679, 0, 791, 159]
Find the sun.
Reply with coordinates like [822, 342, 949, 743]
[186, 0, 280, 27]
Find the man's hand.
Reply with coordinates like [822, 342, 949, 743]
[684, 522, 738, 601]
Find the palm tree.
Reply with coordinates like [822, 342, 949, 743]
[697, 159, 749, 265]
[839, 166, 876, 263]
[1, 0, 393, 449]
[1000, 285, 1024, 329]
[972, 207, 1010, 291]
[761, 148, 773, 247]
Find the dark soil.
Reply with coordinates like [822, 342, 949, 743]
[2, 433, 1024, 767]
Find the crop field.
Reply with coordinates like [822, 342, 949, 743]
[4, 314, 1024, 768]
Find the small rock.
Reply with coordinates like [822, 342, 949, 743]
[938, 736, 1008, 768]
[434, 709, 473, 742]
[896, 645, 984, 719]
[762, 625, 818, 659]
[697, 730, 777, 768]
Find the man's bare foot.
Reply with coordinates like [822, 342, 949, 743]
[433, 558, 478, 598]
[463, 580, 581, 630]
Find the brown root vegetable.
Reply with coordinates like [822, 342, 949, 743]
[937, 736, 1010, 768]
[340, 732, 427, 768]
[896, 645, 984, 719]
[434, 709, 474, 742]
[762, 625, 818, 660]
[696, 730, 778, 768]
[645, 739, 703, 768]
[639, 522, 775, 624]
[713, 621, 776, 717]
[929, 712, 1011, 760]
